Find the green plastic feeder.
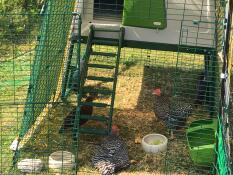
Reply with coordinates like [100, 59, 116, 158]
[186, 119, 217, 166]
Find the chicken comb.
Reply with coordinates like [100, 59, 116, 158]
[152, 88, 161, 96]
[111, 124, 120, 135]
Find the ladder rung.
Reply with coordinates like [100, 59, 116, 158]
[80, 102, 110, 107]
[92, 51, 116, 57]
[82, 88, 113, 95]
[80, 115, 109, 121]
[80, 127, 109, 135]
[92, 39, 119, 46]
[86, 76, 114, 82]
[88, 64, 115, 69]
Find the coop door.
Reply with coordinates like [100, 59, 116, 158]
[94, 0, 124, 20]
[123, 0, 167, 29]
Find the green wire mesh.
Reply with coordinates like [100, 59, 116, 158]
[0, 0, 232, 174]
[214, 0, 232, 174]
[19, 0, 75, 138]
[216, 116, 229, 175]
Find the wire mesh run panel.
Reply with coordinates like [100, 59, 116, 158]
[0, 0, 78, 174]
[0, 0, 232, 175]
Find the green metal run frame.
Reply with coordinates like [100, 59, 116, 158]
[174, 0, 232, 173]
[80, 36, 214, 55]
[72, 24, 95, 141]
[12, 0, 76, 168]
[61, 12, 82, 99]
[3, 0, 231, 174]
[174, 0, 218, 117]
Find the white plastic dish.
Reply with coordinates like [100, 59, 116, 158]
[49, 151, 75, 172]
[141, 134, 168, 153]
[18, 159, 43, 173]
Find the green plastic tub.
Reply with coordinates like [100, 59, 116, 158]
[122, 0, 167, 29]
[186, 119, 217, 166]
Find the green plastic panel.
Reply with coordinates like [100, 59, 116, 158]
[216, 117, 229, 174]
[122, 0, 167, 29]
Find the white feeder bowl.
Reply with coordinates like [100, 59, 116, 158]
[18, 159, 43, 173]
[49, 151, 75, 172]
[141, 134, 168, 154]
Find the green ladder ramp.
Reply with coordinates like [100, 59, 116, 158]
[73, 26, 125, 139]
[73, 25, 125, 140]
[71, 25, 125, 174]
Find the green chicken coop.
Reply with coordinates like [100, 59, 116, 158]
[0, 0, 232, 174]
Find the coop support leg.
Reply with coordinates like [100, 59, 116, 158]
[61, 38, 75, 99]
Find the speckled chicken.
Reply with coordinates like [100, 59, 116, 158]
[153, 88, 192, 136]
[91, 125, 130, 175]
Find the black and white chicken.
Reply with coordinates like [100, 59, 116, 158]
[91, 125, 130, 175]
[153, 88, 192, 138]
